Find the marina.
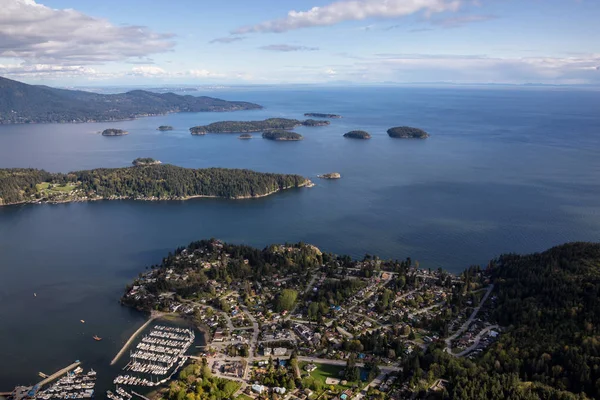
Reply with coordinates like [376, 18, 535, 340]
[107, 325, 194, 395]
[31, 367, 96, 400]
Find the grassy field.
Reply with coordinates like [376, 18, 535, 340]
[36, 182, 78, 193]
[301, 362, 360, 389]
[236, 395, 253, 400]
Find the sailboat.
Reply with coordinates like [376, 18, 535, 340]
[93, 335, 102, 341]
[80, 320, 85, 323]
[34, 293, 37, 297]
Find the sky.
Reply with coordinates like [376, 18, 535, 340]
[0, 0, 599, 85]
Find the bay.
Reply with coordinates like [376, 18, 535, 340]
[1, 86, 600, 390]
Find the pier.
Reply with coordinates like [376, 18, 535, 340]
[111, 312, 164, 365]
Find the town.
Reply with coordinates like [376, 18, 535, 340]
[119, 239, 500, 400]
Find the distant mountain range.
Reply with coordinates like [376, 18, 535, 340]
[0, 76, 262, 124]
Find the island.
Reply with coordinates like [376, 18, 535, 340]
[302, 119, 330, 127]
[0, 165, 311, 206]
[238, 134, 253, 140]
[262, 130, 303, 141]
[0, 76, 262, 124]
[387, 126, 429, 139]
[343, 130, 371, 139]
[304, 113, 342, 119]
[132, 158, 162, 166]
[157, 125, 174, 131]
[115, 239, 600, 400]
[102, 128, 129, 136]
[190, 118, 329, 135]
[318, 172, 341, 179]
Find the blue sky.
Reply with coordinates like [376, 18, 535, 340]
[0, 0, 599, 85]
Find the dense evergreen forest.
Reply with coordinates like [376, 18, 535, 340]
[189, 118, 328, 134]
[0, 76, 261, 124]
[408, 242, 600, 399]
[387, 126, 430, 139]
[0, 165, 309, 205]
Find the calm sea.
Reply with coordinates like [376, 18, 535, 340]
[1, 86, 599, 390]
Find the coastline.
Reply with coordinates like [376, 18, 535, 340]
[0, 180, 313, 208]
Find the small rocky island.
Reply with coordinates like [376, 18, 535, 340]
[190, 118, 329, 135]
[238, 134, 253, 140]
[132, 158, 162, 166]
[305, 113, 342, 119]
[318, 172, 341, 179]
[387, 126, 429, 139]
[262, 130, 303, 141]
[344, 130, 371, 139]
[157, 125, 174, 131]
[102, 128, 129, 136]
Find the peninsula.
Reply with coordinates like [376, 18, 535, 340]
[304, 113, 342, 119]
[119, 239, 600, 400]
[0, 165, 311, 206]
[190, 118, 328, 135]
[387, 126, 430, 139]
[157, 126, 174, 131]
[102, 128, 129, 136]
[262, 130, 303, 141]
[343, 130, 371, 139]
[0, 75, 262, 124]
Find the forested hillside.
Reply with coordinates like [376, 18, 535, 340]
[411, 242, 600, 399]
[0, 76, 261, 124]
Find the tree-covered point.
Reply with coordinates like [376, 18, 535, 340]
[238, 134, 253, 139]
[158, 125, 174, 131]
[132, 158, 161, 166]
[304, 113, 342, 119]
[190, 118, 329, 134]
[343, 130, 372, 139]
[0, 76, 262, 124]
[0, 164, 310, 205]
[387, 126, 429, 139]
[262, 130, 304, 141]
[102, 128, 128, 136]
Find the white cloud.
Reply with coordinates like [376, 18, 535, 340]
[130, 66, 168, 77]
[0, 63, 110, 78]
[259, 45, 319, 52]
[0, 0, 175, 65]
[209, 37, 246, 44]
[233, 0, 462, 34]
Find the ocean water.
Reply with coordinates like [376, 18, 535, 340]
[1, 86, 600, 390]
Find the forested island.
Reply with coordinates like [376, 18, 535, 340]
[102, 128, 129, 136]
[387, 126, 430, 139]
[343, 130, 372, 139]
[190, 118, 328, 135]
[120, 240, 600, 399]
[0, 165, 310, 206]
[238, 134, 253, 139]
[304, 113, 342, 119]
[0, 76, 262, 124]
[158, 126, 174, 131]
[262, 130, 303, 141]
[132, 158, 162, 166]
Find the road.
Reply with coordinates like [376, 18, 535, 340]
[452, 325, 499, 357]
[445, 284, 494, 354]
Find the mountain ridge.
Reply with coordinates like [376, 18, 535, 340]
[0, 76, 262, 124]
